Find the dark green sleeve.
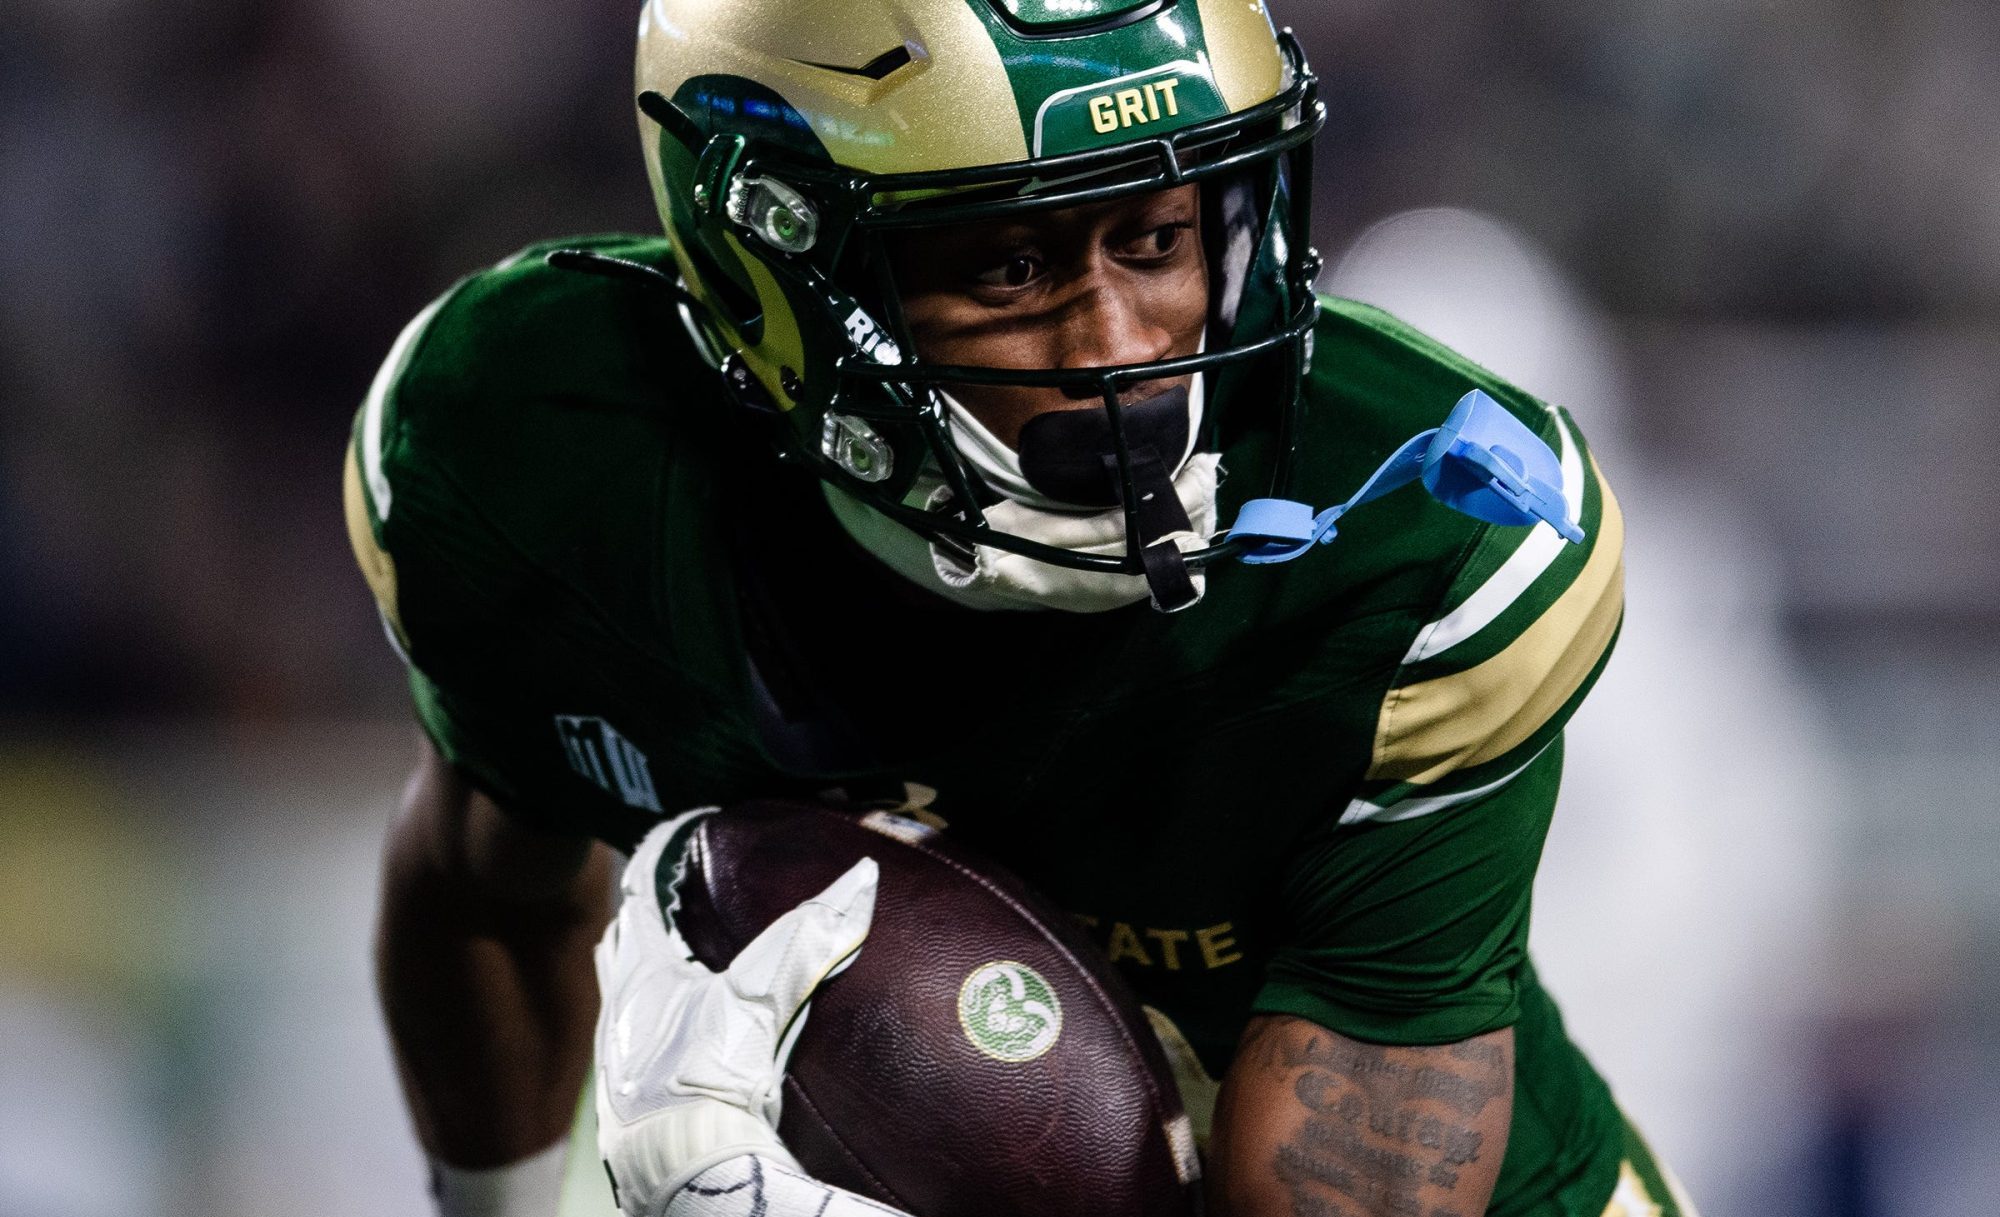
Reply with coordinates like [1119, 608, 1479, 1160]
[407, 665, 551, 819]
[350, 393, 596, 831]
[1252, 736, 1564, 1046]
[343, 236, 693, 836]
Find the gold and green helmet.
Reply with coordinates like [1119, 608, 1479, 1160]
[613, 0, 1325, 607]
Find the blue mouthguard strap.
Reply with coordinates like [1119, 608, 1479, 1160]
[1229, 429, 1437, 565]
[1226, 390, 1585, 565]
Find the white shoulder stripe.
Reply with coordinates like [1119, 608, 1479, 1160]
[1337, 746, 1546, 827]
[360, 296, 446, 522]
[1401, 408, 1583, 665]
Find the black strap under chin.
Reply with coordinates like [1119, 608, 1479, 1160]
[1109, 445, 1200, 612]
[1140, 537, 1200, 612]
[1106, 444, 1194, 542]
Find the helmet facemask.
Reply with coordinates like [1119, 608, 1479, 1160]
[617, 19, 1325, 611]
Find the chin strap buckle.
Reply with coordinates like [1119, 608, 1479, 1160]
[1225, 390, 1587, 564]
[1141, 539, 1201, 612]
[1113, 443, 1204, 613]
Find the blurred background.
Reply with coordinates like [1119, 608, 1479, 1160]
[2, 0, 1994, 1213]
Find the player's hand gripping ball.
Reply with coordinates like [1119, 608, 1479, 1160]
[669, 799, 1204, 1217]
[594, 807, 884, 1216]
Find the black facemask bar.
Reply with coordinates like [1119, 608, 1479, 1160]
[636, 32, 1326, 598]
[835, 280, 1319, 578]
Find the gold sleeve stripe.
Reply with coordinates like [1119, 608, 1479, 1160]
[343, 442, 406, 645]
[1367, 456, 1625, 787]
[1340, 744, 1548, 827]
[1601, 1162, 1664, 1217]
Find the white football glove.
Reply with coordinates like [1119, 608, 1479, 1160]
[594, 808, 890, 1217]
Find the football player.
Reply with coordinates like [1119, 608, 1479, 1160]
[347, 2, 1699, 1215]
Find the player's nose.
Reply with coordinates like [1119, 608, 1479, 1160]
[1052, 278, 1174, 384]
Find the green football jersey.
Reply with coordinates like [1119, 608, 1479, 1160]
[345, 234, 1630, 1216]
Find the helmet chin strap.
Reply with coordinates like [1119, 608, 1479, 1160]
[821, 370, 1215, 613]
[824, 343, 1219, 612]
[822, 453, 1222, 614]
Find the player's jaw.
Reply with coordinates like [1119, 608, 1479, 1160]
[887, 183, 1209, 451]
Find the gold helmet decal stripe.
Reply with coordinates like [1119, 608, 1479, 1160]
[1192, 0, 1287, 112]
[639, 0, 1028, 177]
[727, 232, 809, 409]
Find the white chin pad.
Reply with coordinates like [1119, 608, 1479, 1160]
[926, 452, 1221, 614]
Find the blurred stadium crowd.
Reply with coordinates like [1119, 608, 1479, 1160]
[4, 0, 1996, 717]
[3, 1, 1997, 1215]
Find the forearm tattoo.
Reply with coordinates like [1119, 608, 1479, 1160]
[1245, 1023, 1512, 1217]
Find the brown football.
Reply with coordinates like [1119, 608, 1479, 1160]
[668, 798, 1202, 1217]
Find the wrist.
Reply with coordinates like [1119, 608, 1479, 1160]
[429, 1139, 568, 1217]
[600, 1095, 801, 1216]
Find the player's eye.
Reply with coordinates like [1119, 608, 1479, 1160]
[972, 254, 1045, 289]
[1120, 221, 1193, 261]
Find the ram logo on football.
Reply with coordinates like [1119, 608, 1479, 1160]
[957, 960, 1063, 1062]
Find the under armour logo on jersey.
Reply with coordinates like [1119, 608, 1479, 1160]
[555, 716, 662, 813]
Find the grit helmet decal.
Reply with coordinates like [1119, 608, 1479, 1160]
[957, 960, 1064, 1062]
[624, 0, 1325, 609]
